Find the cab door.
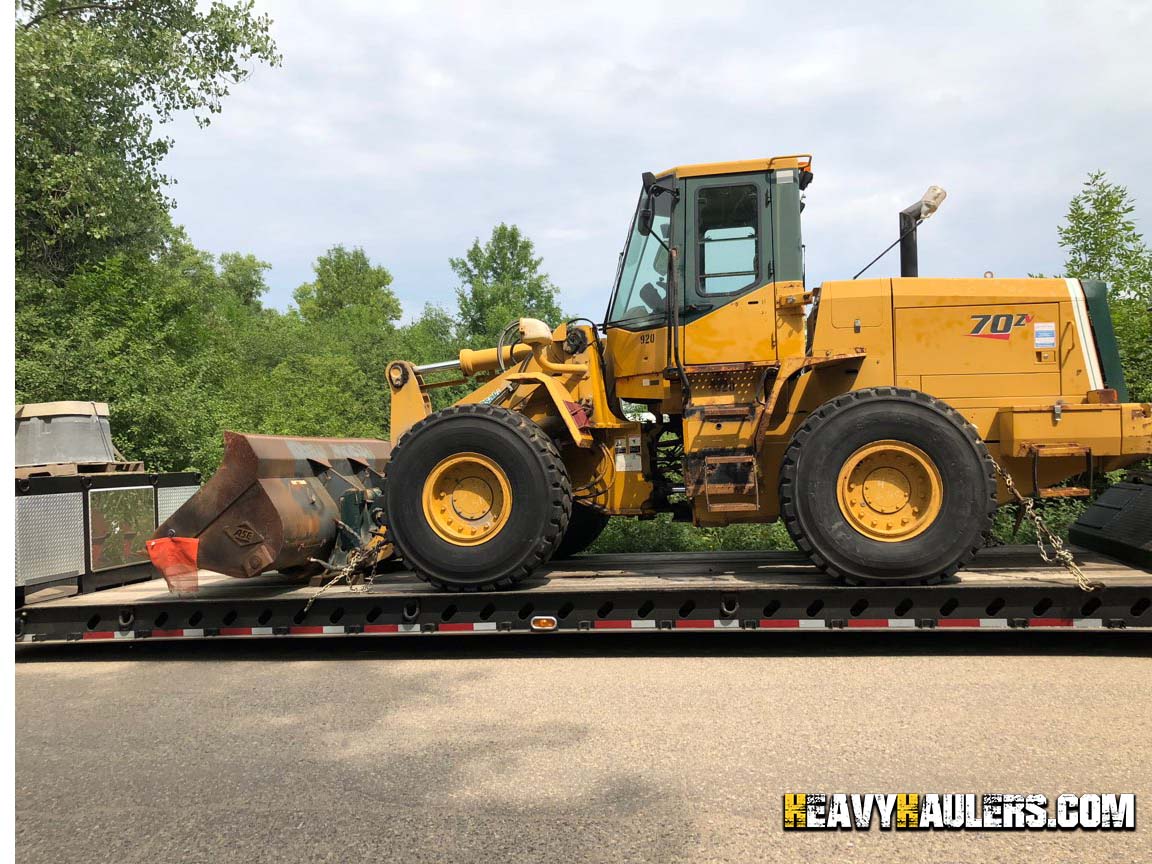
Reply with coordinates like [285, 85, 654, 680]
[681, 173, 777, 365]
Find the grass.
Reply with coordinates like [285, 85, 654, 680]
[588, 498, 1091, 554]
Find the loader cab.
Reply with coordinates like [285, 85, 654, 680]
[603, 157, 811, 401]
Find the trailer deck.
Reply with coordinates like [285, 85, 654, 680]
[15, 546, 1152, 644]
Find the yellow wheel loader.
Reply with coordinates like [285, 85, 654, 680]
[154, 155, 1152, 592]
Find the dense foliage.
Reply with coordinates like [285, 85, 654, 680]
[450, 223, 563, 346]
[16, 0, 280, 278]
[13, 4, 1149, 554]
[1058, 172, 1152, 403]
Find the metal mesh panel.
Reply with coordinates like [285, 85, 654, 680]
[157, 485, 199, 523]
[15, 493, 86, 587]
[88, 487, 156, 572]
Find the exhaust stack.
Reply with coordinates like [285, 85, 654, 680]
[899, 185, 947, 278]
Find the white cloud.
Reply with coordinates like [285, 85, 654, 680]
[162, 0, 1152, 320]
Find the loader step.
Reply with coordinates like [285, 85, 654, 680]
[1038, 487, 1092, 499]
[702, 453, 760, 513]
[699, 404, 755, 420]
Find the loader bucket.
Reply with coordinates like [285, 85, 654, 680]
[150, 432, 391, 586]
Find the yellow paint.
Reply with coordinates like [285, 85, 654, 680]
[773, 281, 809, 360]
[503, 371, 594, 447]
[604, 324, 669, 401]
[1000, 403, 1148, 458]
[895, 794, 921, 829]
[421, 452, 512, 546]
[387, 361, 431, 444]
[458, 344, 532, 376]
[783, 794, 807, 829]
[919, 372, 1062, 399]
[656, 154, 812, 180]
[684, 282, 778, 364]
[565, 429, 654, 515]
[836, 440, 943, 542]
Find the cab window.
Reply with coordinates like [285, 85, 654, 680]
[607, 190, 673, 327]
[696, 184, 758, 295]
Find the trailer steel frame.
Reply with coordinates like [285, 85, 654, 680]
[15, 547, 1152, 645]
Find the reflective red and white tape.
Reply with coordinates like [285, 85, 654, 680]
[17, 616, 1121, 643]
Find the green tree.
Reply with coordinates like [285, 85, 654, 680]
[15, 237, 247, 473]
[293, 245, 402, 324]
[450, 223, 564, 345]
[218, 252, 271, 306]
[15, 0, 279, 278]
[1057, 172, 1152, 402]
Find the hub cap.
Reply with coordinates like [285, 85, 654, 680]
[836, 440, 943, 542]
[422, 452, 512, 546]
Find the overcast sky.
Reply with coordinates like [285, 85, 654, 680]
[161, 0, 1152, 321]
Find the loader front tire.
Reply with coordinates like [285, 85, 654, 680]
[384, 405, 572, 591]
[779, 387, 996, 585]
[552, 502, 611, 559]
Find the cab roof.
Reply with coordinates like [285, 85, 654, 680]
[655, 154, 812, 180]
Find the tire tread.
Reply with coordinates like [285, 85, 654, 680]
[383, 404, 572, 591]
[778, 387, 997, 586]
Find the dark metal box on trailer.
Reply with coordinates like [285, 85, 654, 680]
[15, 471, 201, 605]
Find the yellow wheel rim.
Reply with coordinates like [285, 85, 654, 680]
[836, 440, 943, 542]
[422, 452, 512, 546]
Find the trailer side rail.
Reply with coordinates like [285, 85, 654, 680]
[16, 548, 1152, 644]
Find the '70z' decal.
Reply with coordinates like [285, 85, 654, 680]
[968, 312, 1033, 340]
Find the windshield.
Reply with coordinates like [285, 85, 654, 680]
[607, 189, 673, 326]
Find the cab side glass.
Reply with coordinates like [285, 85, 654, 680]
[696, 184, 758, 295]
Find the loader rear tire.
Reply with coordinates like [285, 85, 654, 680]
[552, 502, 611, 559]
[779, 387, 996, 585]
[383, 405, 572, 591]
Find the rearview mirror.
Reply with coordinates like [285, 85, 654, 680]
[637, 197, 654, 236]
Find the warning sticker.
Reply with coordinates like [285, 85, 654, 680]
[1034, 322, 1056, 350]
[614, 437, 641, 472]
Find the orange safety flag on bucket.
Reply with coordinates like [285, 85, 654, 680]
[146, 536, 200, 594]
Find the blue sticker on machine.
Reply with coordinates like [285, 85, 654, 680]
[1034, 321, 1056, 349]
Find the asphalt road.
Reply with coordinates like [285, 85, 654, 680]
[16, 632, 1152, 863]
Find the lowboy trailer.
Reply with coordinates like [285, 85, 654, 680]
[15, 546, 1152, 644]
